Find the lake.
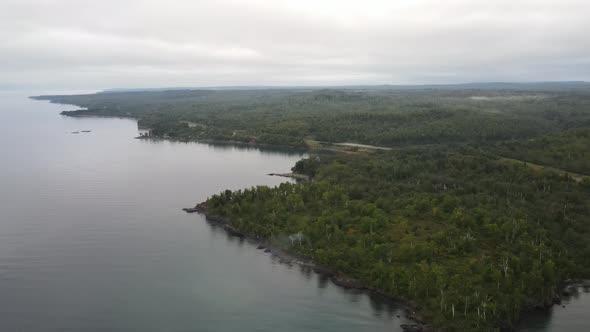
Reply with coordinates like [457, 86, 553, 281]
[0, 93, 409, 331]
[0, 92, 587, 331]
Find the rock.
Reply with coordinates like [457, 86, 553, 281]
[400, 324, 433, 332]
[331, 275, 365, 289]
[312, 265, 333, 276]
[182, 202, 208, 213]
[267, 172, 310, 181]
[404, 308, 427, 325]
[223, 225, 245, 238]
[400, 324, 422, 332]
[257, 245, 266, 250]
[264, 248, 271, 253]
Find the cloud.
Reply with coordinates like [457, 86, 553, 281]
[1, 0, 589, 90]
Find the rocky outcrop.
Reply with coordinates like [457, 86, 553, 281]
[182, 202, 208, 213]
[330, 275, 366, 290]
[267, 173, 310, 181]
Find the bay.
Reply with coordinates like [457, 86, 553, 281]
[0, 93, 408, 332]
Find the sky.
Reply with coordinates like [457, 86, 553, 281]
[1, 0, 589, 91]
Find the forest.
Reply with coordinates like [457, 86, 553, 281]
[206, 148, 590, 331]
[34, 87, 590, 148]
[494, 128, 590, 175]
[34, 85, 590, 331]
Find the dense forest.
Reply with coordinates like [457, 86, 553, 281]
[206, 148, 590, 331]
[34, 87, 590, 148]
[494, 128, 590, 175]
[35, 85, 590, 331]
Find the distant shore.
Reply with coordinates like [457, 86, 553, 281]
[33, 94, 590, 331]
[267, 172, 310, 181]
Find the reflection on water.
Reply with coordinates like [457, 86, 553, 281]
[519, 283, 590, 331]
[203, 215, 407, 323]
[203, 141, 307, 156]
[138, 137, 307, 157]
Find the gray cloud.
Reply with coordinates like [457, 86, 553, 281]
[1, 0, 589, 90]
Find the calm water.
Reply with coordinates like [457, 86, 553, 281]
[0, 93, 410, 332]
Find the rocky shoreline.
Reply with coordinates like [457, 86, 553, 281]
[267, 172, 310, 181]
[182, 201, 432, 332]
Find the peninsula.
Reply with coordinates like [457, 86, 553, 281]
[34, 84, 590, 331]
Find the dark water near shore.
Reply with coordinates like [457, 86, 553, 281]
[0, 93, 410, 331]
[517, 284, 590, 331]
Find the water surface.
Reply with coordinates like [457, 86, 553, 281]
[0, 93, 409, 331]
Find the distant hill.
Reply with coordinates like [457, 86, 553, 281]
[100, 81, 590, 93]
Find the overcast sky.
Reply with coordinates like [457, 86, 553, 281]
[1, 0, 589, 91]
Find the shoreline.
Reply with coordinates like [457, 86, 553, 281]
[37, 98, 590, 331]
[267, 172, 310, 181]
[182, 202, 432, 332]
[54, 108, 388, 154]
[135, 135, 309, 153]
[53, 106, 395, 154]
[183, 201, 588, 332]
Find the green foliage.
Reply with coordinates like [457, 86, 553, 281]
[206, 148, 590, 331]
[495, 128, 590, 175]
[36, 89, 590, 148]
[291, 157, 321, 177]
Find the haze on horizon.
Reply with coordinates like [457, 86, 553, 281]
[1, 0, 589, 91]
